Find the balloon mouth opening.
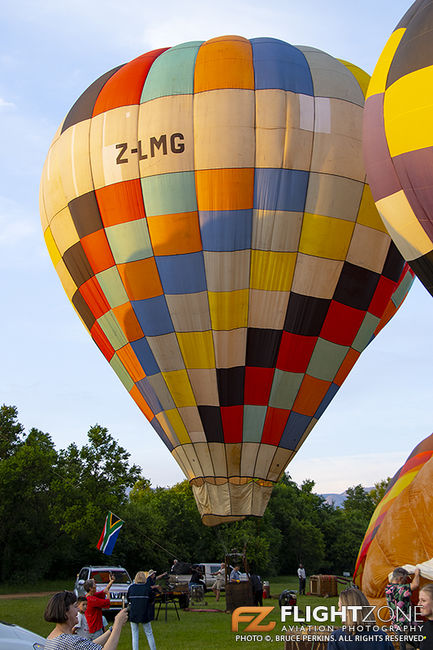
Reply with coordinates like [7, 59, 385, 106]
[201, 513, 248, 526]
[190, 476, 275, 526]
[190, 476, 274, 487]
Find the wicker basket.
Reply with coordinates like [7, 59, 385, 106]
[309, 575, 338, 597]
[225, 581, 254, 612]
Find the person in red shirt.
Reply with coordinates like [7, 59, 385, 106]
[84, 573, 114, 640]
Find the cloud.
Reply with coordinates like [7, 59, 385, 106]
[0, 97, 15, 109]
[3, 0, 407, 73]
[0, 216, 35, 244]
[0, 196, 42, 268]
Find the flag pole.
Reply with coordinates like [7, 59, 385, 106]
[108, 510, 124, 522]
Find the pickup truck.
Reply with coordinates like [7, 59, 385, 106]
[74, 565, 132, 612]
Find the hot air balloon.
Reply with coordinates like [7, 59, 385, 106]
[363, 0, 433, 295]
[354, 432, 433, 604]
[40, 36, 414, 525]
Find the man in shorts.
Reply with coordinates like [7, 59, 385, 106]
[212, 563, 226, 602]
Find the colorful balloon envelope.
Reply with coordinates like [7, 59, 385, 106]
[363, 0, 433, 295]
[40, 36, 414, 525]
[354, 432, 433, 598]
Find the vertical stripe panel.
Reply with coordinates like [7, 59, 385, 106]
[93, 49, 169, 115]
[137, 44, 204, 447]
[61, 66, 124, 133]
[251, 38, 313, 94]
[194, 36, 255, 92]
[140, 42, 203, 102]
[248, 40, 313, 449]
[194, 36, 255, 444]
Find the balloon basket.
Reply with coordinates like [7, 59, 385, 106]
[225, 582, 254, 612]
[309, 575, 338, 597]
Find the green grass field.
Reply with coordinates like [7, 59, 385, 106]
[0, 576, 342, 649]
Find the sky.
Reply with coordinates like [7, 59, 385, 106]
[1, 0, 432, 495]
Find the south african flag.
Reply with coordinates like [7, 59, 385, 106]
[97, 512, 124, 555]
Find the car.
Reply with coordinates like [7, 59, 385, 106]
[74, 565, 132, 612]
[0, 621, 45, 649]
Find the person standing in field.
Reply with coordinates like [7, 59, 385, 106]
[212, 563, 226, 602]
[84, 573, 114, 640]
[297, 563, 306, 596]
[385, 566, 420, 650]
[250, 572, 263, 607]
[230, 565, 241, 583]
[127, 570, 163, 650]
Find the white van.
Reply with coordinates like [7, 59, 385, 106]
[197, 563, 248, 589]
[197, 563, 227, 589]
[168, 561, 248, 591]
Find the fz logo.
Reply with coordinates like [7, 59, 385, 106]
[231, 606, 276, 632]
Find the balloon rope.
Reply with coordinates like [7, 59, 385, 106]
[49, 463, 178, 558]
[122, 516, 179, 560]
[216, 527, 228, 556]
[140, 529, 178, 559]
[49, 466, 181, 561]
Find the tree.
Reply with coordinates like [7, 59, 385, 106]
[120, 480, 170, 573]
[343, 485, 375, 519]
[369, 478, 391, 507]
[264, 475, 333, 575]
[326, 485, 377, 574]
[51, 425, 141, 546]
[288, 518, 325, 571]
[329, 509, 368, 574]
[0, 404, 25, 460]
[0, 426, 59, 580]
[0, 405, 383, 583]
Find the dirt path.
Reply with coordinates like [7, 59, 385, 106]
[0, 592, 54, 599]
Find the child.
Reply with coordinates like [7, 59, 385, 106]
[385, 566, 420, 650]
[73, 596, 91, 638]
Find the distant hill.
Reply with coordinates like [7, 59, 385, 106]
[321, 492, 348, 507]
[321, 487, 373, 508]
